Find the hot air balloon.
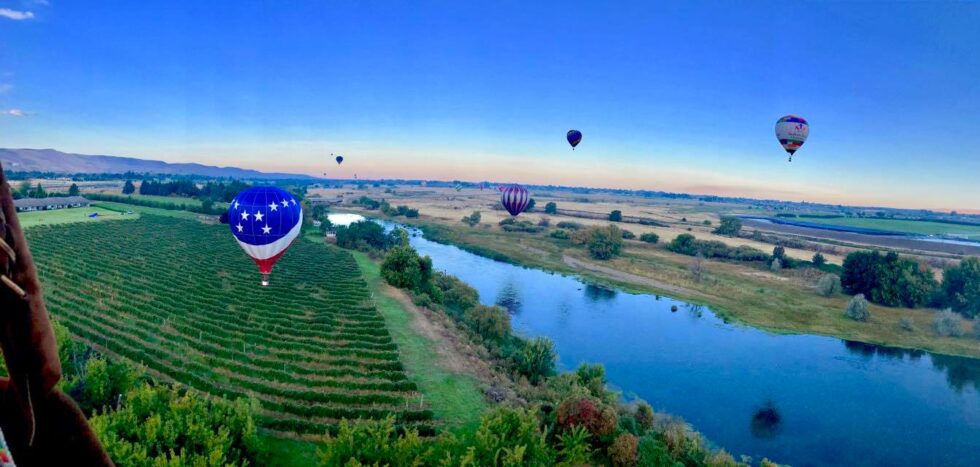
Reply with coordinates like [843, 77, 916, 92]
[500, 185, 530, 216]
[775, 115, 809, 161]
[229, 186, 303, 286]
[567, 130, 583, 150]
[335, 154, 344, 165]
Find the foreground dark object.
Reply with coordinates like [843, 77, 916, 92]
[0, 163, 112, 466]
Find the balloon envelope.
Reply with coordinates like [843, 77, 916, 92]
[500, 185, 530, 216]
[229, 186, 303, 284]
[335, 155, 344, 165]
[567, 130, 583, 149]
[775, 115, 809, 159]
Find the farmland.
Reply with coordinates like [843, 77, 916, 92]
[25, 215, 434, 437]
[797, 216, 980, 240]
[17, 206, 131, 227]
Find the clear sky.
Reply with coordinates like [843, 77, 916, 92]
[1, 1, 978, 211]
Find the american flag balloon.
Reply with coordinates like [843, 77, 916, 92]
[229, 186, 303, 286]
[500, 185, 530, 217]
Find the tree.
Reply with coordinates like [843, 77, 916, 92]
[544, 202, 558, 214]
[18, 180, 31, 198]
[689, 251, 705, 283]
[940, 257, 980, 318]
[122, 180, 136, 195]
[578, 225, 623, 260]
[817, 273, 842, 297]
[34, 182, 46, 198]
[609, 210, 623, 222]
[526, 198, 536, 211]
[381, 246, 424, 290]
[639, 233, 659, 244]
[842, 251, 882, 297]
[772, 246, 786, 260]
[463, 305, 511, 341]
[712, 216, 742, 236]
[514, 337, 556, 384]
[68, 183, 80, 196]
[933, 309, 964, 337]
[461, 211, 481, 227]
[845, 294, 870, 322]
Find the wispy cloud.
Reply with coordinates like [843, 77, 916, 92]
[0, 8, 34, 20]
[1, 109, 29, 117]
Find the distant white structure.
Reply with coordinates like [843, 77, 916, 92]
[14, 196, 90, 212]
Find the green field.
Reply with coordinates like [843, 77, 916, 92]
[803, 217, 980, 239]
[17, 206, 134, 227]
[93, 201, 200, 219]
[26, 216, 435, 437]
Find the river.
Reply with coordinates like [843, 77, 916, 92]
[331, 214, 980, 467]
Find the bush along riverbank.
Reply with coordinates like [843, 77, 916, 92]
[324, 221, 784, 466]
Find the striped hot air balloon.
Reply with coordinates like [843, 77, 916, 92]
[229, 186, 303, 286]
[500, 185, 530, 217]
[775, 115, 809, 162]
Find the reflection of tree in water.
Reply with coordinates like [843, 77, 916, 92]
[495, 282, 522, 314]
[842, 340, 924, 361]
[685, 304, 705, 319]
[584, 284, 617, 302]
[750, 402, 782, 439]
[843, 340, 980, 392]
[931, 353, 980, 393]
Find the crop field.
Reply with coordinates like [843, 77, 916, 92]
[17, 206, 132, 227]
[25, 215, 433, 436]
[798, 216, 980, 240]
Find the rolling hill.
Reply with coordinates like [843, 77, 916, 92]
[0, 148, 312, 179]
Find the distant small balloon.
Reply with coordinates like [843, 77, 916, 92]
[567, 129, 583, 150]
[500, 185, 530, 217]
[335, 155, 344, 165]
[775, 115, 809, 162]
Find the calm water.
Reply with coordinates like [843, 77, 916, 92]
[333, 215, 980, 466]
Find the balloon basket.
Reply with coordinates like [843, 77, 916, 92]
[261, 274, 270, 287]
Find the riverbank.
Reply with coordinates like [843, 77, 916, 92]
[355, 211, 980, 359]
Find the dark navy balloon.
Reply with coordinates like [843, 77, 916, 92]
[335, 155, 344, 165]
[500, 185, 530, 217]
[229, 186, 303, 285]
[567, 130, 583, 149]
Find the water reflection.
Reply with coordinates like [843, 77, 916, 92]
[843, 340, 925, 361]
[584, 283, 617, 302]
[495, 281, 522, 314]
[750, 402, 782, 439]
[931, 353, 980, 393]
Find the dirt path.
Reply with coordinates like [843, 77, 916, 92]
[379, 282, 506, 387]
[562, 254, 709, 299]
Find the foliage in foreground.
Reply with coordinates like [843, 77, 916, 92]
[90, 384, 262, 467]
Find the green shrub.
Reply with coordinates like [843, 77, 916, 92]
[335, 220, 388, 250]
[621, 229, 636, 240]
[637, 435, 673, 466]
[842, 250, 938, 308]
[812, 252, 827, 266]
[574, 225, 624, 260]
[557, 425, 592, 466]
[609, 210, 623, 222]
[575, 363, 606, 398]
[90, 384, 261, 467]
[634, 402, 654, 431]
[940, 257, 980, 318]
[770, 258, 782, 272]
[845, 294, 870, 322]
[934, 309, 964, 337]
[639, 233, 659, 244]
[463, 305, 512, 342]
[817, 273, 843, 297]
[434, 272, 480, 312]
[381, 246, 432, 292]
[557, 221, 583, 230]
[609, 433, 640, 467]
[712, 216, 742, 236]
[550, 229, 571, 240]
[545, 202, 558, 214]
[462, 210, 481, 226]
[317, 416, 425, 466]
[468, 406, 553, 466]
[513, 337, 557, 384]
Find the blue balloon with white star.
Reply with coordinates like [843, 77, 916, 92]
[228, 186, 303, 282]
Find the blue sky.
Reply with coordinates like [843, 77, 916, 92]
[1, 1, 978, 210]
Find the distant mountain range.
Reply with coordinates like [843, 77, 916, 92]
[0, 148, 312, 179]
